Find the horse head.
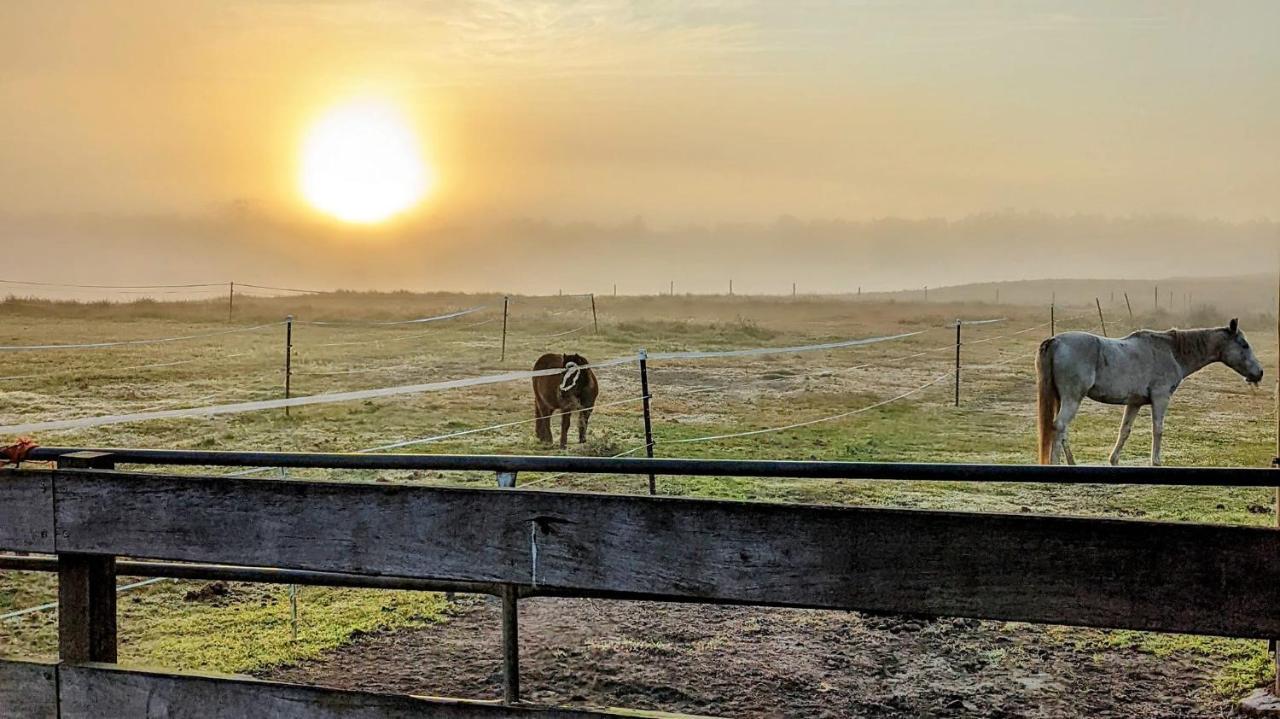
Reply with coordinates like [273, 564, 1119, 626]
[559, 353, 589, 391]
[1221, 318, 1264, 385]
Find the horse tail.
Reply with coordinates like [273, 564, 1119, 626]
[1036, 338, 1059, 465]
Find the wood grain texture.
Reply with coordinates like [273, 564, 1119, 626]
[58, 663, 695, 718]
[52, 469, 1280, 637]
[0, 470, 54, 553]
[0, 659, 57, 719]
[58, 555, 117, 663]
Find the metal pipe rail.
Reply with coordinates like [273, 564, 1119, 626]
[24, 446, 1278, 486]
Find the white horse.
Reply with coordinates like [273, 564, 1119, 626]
[1036, 318, 1263, 466]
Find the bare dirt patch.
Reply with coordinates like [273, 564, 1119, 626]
[264, 597, 1238, 718]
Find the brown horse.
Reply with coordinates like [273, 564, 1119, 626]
[532, 352, 599, 448]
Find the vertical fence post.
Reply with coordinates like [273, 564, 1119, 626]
[792, 282, 796, 297]
[56, 451, 118, 664]
[228, 281, 234, 322]
[1050, 303, 1055, 337]
[1124, 292, 1133, 321]
[669, 280, 674, 296]
[1096, 298, 1108, 337]
[500, 296, 509, 362]
[590, 294, 598, 334]
[283, 315, 293, 416]
[1273, 271, 1280, 697]
[288, 584, 299, 641]
[501, 584, 521, 705]
[1154, 285, 1159, 311]
[612, 284, 617, 297]
[729, 279, 733, 296]
[954, 320, 961, 407]
[638, 349, 656, 495]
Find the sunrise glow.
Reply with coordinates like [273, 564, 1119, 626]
[299, 100, 432, 224]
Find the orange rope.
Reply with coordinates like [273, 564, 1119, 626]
[1, 438, 38, 466]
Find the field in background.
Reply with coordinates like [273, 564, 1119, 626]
[0, 290, 1275, 700]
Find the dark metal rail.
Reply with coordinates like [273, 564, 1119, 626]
[24, 446, 1279, 486]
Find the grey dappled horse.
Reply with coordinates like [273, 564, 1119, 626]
[1036, 319, 1263, 466]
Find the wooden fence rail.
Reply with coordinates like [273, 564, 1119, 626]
[1, 448, 1278, 717]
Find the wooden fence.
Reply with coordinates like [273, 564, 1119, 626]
[2, 448, 1279, 717]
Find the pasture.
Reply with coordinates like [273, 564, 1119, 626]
[0, 290, 1275, 716]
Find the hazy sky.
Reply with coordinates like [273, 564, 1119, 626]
[3, 0, 1277, 223]
[0, 1, 1277, 292]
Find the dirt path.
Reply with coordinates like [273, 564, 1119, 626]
[264, 597, 1239, 718]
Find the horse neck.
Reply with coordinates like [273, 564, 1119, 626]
[1167, 329, 1223, 378]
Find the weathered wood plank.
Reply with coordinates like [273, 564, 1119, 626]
[0, 470, 54, 553]
[53, 470, 1280, 638]
[57, 663, 704, 718]
[0, 659, 58, 719]
[58, 555, 118, 663]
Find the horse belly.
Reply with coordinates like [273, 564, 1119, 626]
[1086, 382, 1146, 405]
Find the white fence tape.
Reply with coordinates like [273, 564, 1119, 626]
[0, 322, 283, 352]
[0, 328, 929, 435]
[663, 371, 952, 445]
[299, 306, 487, 327]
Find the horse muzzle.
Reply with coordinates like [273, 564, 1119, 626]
[1247, 369, 1264, 385]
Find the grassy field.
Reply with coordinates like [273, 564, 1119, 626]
[0, 291, 1275, 695]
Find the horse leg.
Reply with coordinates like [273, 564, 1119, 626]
[534, 399, 551, 444]
[1108, 403, 1141, 466]
[1053, 395, 1082, 466]
[578, 408, 592, 444]
[560, 411, 571, 449]
[1150, 395, 1169, 466]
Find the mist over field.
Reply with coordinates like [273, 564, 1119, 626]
[4, 210, 1276, 296]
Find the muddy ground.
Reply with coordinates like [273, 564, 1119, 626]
[265, 597, 1241, 718]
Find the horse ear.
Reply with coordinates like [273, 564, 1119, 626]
[1229, 318, 1239, 335]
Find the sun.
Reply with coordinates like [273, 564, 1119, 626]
[299, 99, 433, 224]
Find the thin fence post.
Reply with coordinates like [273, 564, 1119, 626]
[501, 584, 520, 705]
[228, 281, 234, 321]
[283, 315, 293, 416]
[500, 296, 509, 362]
[792, 282, 796, 297]
[1096, 298, 1108, 337]
[669, 280, 674, 296]
[729, 279, 733, 296]
[288, 584, 299, 641]
[1154, 284, 1159, 311]
[612, 284, 616, 297]
[56, 451, 118, 664]
[1273, 269, 1279, 697]
[638, 349, 656, 495]
[1124, 292, 1133, 321]
[1050, 303, 1055, 337]
[954, 320, 961, 407]
[590, 294, 598, 334]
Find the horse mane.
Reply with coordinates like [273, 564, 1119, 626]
[1165, 327, 1223, 365]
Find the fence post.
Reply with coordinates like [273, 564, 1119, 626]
[638, 349, 656, 495]
[56, 451, 118, 663]
[1096, 298, 1108, 337]
[1050, 303, 1055, 337]
[501, 584, 520, 705]
[228, 281, 234, 322]
[954, 320, 961, 407]
[1124, 292, 1133, 321]
[500, 296, 509, 362]
[283, 315, 293, 416]
[1273, 273, 1280, 698]
[590, 294, 598, 334]
[792, 282, 796, 297]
